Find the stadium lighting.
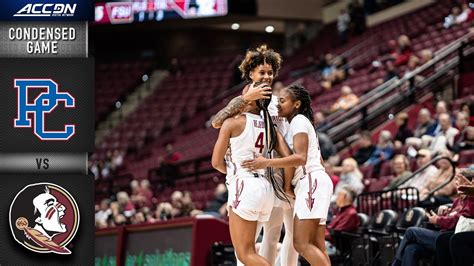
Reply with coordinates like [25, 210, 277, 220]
[231, 23, 240, 30]
[265, 25, 274, 33]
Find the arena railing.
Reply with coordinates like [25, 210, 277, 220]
[357, 156, 456, 216]
[322, 33, 474, 150]
[395, 156, 457, 195]
[357, 187, 419, 217]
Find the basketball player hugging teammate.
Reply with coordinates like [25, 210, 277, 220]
[212, 45, 333, 266]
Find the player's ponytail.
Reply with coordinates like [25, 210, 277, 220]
[256, 96, 289, 203]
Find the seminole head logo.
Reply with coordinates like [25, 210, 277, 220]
[9, 183, 80, 255]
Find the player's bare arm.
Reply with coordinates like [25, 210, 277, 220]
[211, 119, 232, 173]
[242, 132, 308, 170]
[211, 83, 272, 128]
[275, 131, 295, 195]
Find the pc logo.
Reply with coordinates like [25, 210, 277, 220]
[13, 79, 76, 141]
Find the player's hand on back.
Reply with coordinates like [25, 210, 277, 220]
[241, 155, 269, 170]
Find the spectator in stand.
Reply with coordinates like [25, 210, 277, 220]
[331, 86, 359, 112]
[385, 155, 413, 190]
[314, 111, 328, 132]
[334, 158, 365, 196]
[95, 199, 112, 229]
[117, 191, 136, 218]
[454, 111, 470, 143]
[183, 190, 201, 216]
[321, 56, 350, 90]
[130, 179, 141, 206]
[401, 149, 438, 190]
[337, 9, 351, 44]
[403, 56, 420, 78]
[324, 162, 340, 188]
[453, 126, 474, 155]
[111, 149, 124, 171]
[381, 60, 400, 84]
[420, 150, 458, 205]
[203, 183, 228, 218]
[414, 108, 437, 138]
[155, 202, 173, 221]
[325, 186, 359, 243]
[432, 100, 450, 136]
[170, 190, 184, 217]
[444, 4, 473, 28]
[394, 35, 413, 66]
[419, 49, 434, 65]
[430, 113, 460, 154]
[139, 179, 154, 208]
[364, 130, 395, 167]
[354, 131, 376, 165]
[392, 175, 474, 266]
[435, 170, 474, 266]
[158, 144, 182, 188]
[394, 112, 414, 149]
[318, 132, 337, 160]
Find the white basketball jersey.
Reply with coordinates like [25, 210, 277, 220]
[285, 114, 325, 180]
[227, 113, 267, 178]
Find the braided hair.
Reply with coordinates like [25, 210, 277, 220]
[285, 84, 315, 127]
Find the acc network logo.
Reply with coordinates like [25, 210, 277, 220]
[14, 79, 76, 141]
[14, 3, 77, 17]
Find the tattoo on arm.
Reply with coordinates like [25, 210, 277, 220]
[211, 96, 247, 128]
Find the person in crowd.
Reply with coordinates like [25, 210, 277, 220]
[334, 158, 364, 196]
[453, 111, 470, 144]
[95, 199, 112, 229]
[314, 111, 329, 132]
[453, 126, 474, 155]
[157, 144, 182, 188]
[382, 60, 400, 83]
[364, 130, 394, 167]
[394, 35, 413, 66]
[324, 162, 340, 189]
[139, 179, 154, 208]
[331, 86, 359, 112]
[444, 4, 473, 28]
[385, 154, 412, 190]
[325, 186, 360, 242]
[419, 49, 434, 65]
[400, 149, 438, 190]
[117, 191, 136, 218]
[393, 170, 474, 266]
[413, 108, 437, 138]
[321, 57, 349, 90]
[337, 9, 351, 44]
[354, 131, 376, 165]
[394, 112, 413, 149]
[203, 183, 228, 218]
[435, 170, 474, 266]
[430, 113, 460, 154]
[318, 132, 337, 160]
[420, 150, 458, 205]
[431, 100, 450, 135]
